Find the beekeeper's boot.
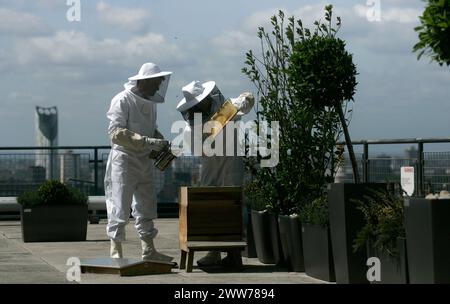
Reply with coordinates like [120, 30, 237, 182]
[141, 238, 174, 263]
[110, 240, 123, 258]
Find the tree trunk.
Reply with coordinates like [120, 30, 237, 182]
[336, 103, 360, 184]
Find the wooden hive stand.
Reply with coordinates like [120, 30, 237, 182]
[178, 186, 246, 272]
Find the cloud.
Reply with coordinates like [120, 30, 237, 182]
[0, 8, 50, 36]
[97, 1, 150, 33]
[15, 30, 185, 68]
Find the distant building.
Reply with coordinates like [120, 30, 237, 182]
[60, 150, 81, 184]
[35, 106, 58, 180]
[405, 146, 419, 159]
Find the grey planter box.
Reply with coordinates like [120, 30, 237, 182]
[302, 224, 335, 282]
[328, 183, 387, 284]
[21, 205, 88, 242]
[366, 238, 409, 284]
[404, 198, 450, 283]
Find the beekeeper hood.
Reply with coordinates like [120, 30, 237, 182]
[176, 80, 225, 122]
[124, 62, 172, 103]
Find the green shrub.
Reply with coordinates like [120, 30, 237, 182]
[17, 180, 88, 208]
[353, 187, 405, 257]
[242, 5, 353, 215]
[300, 195, 330, 227]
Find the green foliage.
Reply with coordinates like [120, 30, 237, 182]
[17, 180, 88, 208]
[242, 5, 355, 215]
[353, 186, 406, 257]
[244, 178, 275, 212]
[300, 195, 330, 227]
[413, 0, 450, 66]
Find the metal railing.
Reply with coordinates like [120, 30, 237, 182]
[0, 146, 201, 202]
[337, 137, 450, 196]
[1, 137, 450, 199]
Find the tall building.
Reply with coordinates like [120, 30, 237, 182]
[35, 106, 58, 180]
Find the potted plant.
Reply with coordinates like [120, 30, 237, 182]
[18, 180, 88, 242]
[300, 195, 336, 282]
[404, 193, 450, 283]
[353, 186, 409, 284]
[244, 176, 283, 265]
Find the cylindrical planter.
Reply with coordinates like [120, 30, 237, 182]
[279, 214, 305, 272]
[21, 204, 88, 242]
[366, 238, 409, 284]
[243, 209, 257, 258]
[328, 183, 387, 284]
[404, 198, 450, 283]
[251, 209, 275, 264]
[268, 212, 285, 266]
[302, 224, 335, 282]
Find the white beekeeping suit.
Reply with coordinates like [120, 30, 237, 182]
[104, 62, 174, 263]
[176, 80, 254, 266]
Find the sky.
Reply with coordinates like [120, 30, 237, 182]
[0, 0, 449, 148]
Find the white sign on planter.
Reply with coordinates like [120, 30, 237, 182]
[401, 166, 415, 196]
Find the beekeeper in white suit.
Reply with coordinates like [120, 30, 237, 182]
[104, 62, 174, 262]
[176, 80, 254, 266]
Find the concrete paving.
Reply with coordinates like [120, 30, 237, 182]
[0, 220, 326, 284]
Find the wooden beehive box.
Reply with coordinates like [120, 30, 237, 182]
[179, 186, 243, 252]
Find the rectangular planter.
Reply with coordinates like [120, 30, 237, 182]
[328, 183, 387, 284]
[21, 205, 88, 242]
[302, 224, 335, 282]
[366, 238, 409, 284]
[404, 198, 450, 283]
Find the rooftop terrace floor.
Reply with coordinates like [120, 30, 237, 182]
[0, 219, 326, 284]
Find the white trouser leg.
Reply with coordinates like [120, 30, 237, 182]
[105, 159, 137, 242]
[132, 180, 158, 240]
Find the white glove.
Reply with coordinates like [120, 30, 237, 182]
[231, 92, 254, 115]
[110, 128, 168, 153]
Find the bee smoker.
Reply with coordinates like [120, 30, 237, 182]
[149, 145, 176, 171]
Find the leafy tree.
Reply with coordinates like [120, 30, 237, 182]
[242, 5, 356, 215]
[413, 0, 450, 66]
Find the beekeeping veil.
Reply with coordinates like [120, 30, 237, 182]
[124, 62, 172, 103]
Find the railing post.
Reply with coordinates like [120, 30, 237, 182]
[94, 148, 99, 195]
[363, 142, 369, 183]
[418, 141, 424, 197]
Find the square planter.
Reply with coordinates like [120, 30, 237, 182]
[278, 215, 305, 272]
[21, 205, 88, 242]
[328, 183, 387, 284]
[302, 224, 335, 282]
[366, 238, 409, 284]
[404, 198, 450, 283]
